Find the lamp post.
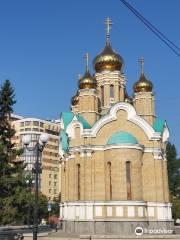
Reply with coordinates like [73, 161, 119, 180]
[22, 133, 49, 240]
[25, 177, 35, 226]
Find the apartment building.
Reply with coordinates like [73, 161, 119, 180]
[12, 116, 61, 202]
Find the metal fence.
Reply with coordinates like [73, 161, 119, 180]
[0, 232, 23, 240]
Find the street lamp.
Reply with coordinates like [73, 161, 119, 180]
[25, 177, 35, 226]
[22, 133, 49, 240]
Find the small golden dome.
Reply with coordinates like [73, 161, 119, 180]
[71, 93, 79, 106]
[78, 70, 97, 89]
[133, 73, 153, 93]
[93, 41, 123, 73]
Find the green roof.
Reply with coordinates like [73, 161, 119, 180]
[76, 114, 91, 129]
[152, 119, 165, 133]
[61, 112, 74, 129]
[60, 112, 91, 129]
[107, 131, 138, 145]
[60, 130, 69, 152]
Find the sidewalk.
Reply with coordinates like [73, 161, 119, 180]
[23, 230, 180, 240]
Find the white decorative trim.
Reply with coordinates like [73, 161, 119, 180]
[148, 207, 155, 217]
[138, 207, 144, 217]
[64, 102, 162, 142]
[82, 102, 161, 140]
[107, 206, 113, 216]
[80, 152, 85, 157]
[116, 206, 123, 217]
[69, 144, 143, 153]
[95, 206, 102, 216]
[63, 200, 147, 206]
[69, 146, 164, 155]
[69, 154, 75, 159]
[60, 201, 172, 221]
[144, 148, 161, 153]
[128, 206, 135, 217]
[162, 121, 169, 142]
[66, 117, 83, 139]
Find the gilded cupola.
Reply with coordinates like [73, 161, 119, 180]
[93, 17, 124, 73]
[133, 57, 153, 93]
[71, 92, 79, 106]
[78, 53, 97, 89]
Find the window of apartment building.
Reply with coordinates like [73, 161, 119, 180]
[49, 189, 51, 193]
[54, 189, 57, 194]
[25, 128, 31, 131]
[54, 174, 57, 179]
[20, 122, 24, 127]
[20, 129, 24, 132]
[49, 181, 51, 186]
[49, 174, 52, 178]
[40, 122, 44, 128]
[31, 134, 39, 140]
[25, 121, 31, 126]
[32, 128, 39, 131]
[54, 182, 57, 186]
[33, 121, 39, 126]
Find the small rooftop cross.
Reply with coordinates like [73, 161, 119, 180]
[138, 56, 144, 74]
[105, 17, 112, 41]
[84, 52, 89, 72]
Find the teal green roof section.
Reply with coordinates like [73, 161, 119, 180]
[107, 131, 138, 145]
[77, 114, 91, 129]
[153, 119, 165, 133]
[61, 112, 74, 129]
[61, 112, 91, 129]
[60, 130, 69, 152]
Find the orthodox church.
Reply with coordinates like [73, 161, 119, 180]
[59, 18, 173, 235]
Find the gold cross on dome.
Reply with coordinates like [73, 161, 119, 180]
[138, 56, 144, 74]
[84, 52, 89, 71]
[105, 17, 112, 40]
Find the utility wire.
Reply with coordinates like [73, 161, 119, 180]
[119, 0, 180, 57]
[120, 0, 180, 52]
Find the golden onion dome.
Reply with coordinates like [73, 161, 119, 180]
[93, 41, 124, 73]
[78, 70, 97, 89]
[133, 73, 153, 93]
[71, 93, 79, 106]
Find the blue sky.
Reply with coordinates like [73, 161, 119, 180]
[0, 0, 180, 153]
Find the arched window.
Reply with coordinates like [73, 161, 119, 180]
[110, 85, 114, 98]
[77, 164, 81, 200]
[101, 86, 104, 106]
[107, 162, 112, 200]
[126, 161, 132, 200]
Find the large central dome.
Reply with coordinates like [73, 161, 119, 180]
[93, 40, 124, 73]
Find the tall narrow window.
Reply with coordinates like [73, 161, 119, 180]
[110, 85, 114, 98]
[101, 86, 104, 106]
[126, 161, 132, 200]
[77, 164, 81, 200]
[107, 162, 112, 200]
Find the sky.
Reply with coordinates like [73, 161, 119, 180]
[0, 0, 179, 153]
